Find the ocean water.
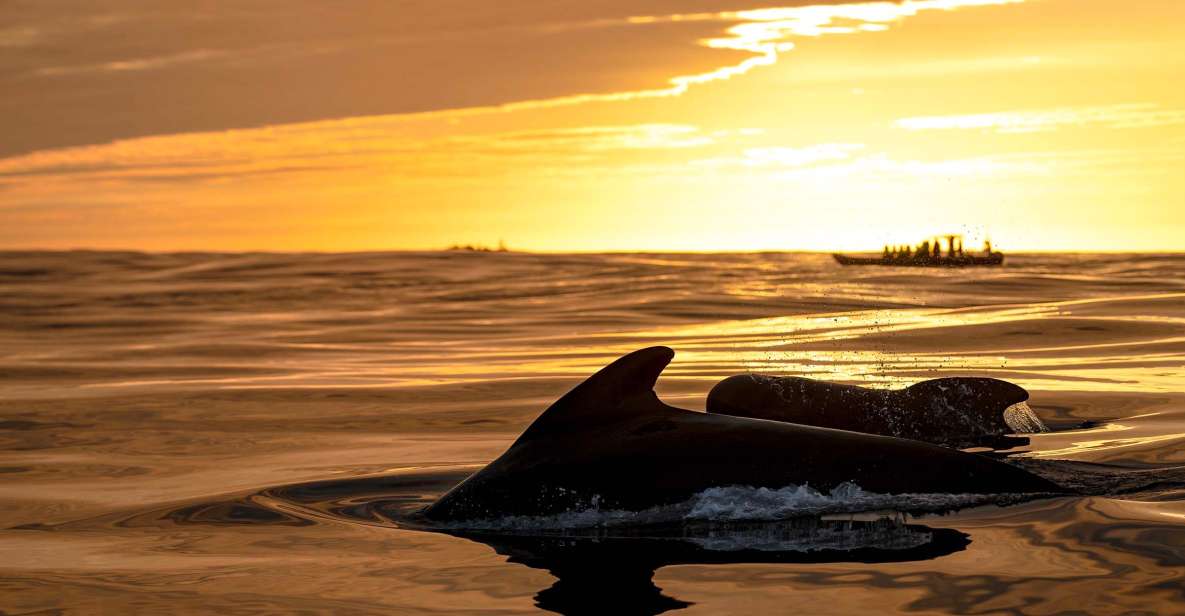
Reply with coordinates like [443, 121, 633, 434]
[1, 250, 1184, 614]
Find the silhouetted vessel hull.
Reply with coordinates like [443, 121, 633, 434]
[832, 253, 1004, 267]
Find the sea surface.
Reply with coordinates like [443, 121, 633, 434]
[2, 250, 1184, 614]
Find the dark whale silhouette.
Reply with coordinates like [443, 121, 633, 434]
[707, 374, 1047, 448]
[423, 347, 1064, 521]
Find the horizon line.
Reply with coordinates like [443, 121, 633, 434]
[4, 247, 1185, 256]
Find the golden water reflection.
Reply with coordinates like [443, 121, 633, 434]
[68, 292, 1182, 394]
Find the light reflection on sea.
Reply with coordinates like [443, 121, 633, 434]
[1, 251, 1184, 614]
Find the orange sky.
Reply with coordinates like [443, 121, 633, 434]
[1, 0, 1183, 252]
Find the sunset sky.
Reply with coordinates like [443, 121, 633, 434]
[2, 0, 1182, 251]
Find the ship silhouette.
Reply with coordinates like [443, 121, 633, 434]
[833, 234, 1003, 267]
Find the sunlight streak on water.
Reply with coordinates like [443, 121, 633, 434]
[20, 280, 1182, 394]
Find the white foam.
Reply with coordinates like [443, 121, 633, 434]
[1004, 401, 1049, 434]
[686, 482, 996, 520]
[686, 518, 933, 552]
[437, 482, 1020, 531]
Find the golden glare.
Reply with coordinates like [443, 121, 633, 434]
[1, 0, 1182, 251]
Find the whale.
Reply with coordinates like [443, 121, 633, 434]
[423, 347, 1064, 521]
[707, 374, 1048, 448]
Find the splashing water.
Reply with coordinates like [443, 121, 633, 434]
[1004, 401, 1049, 434]
[435, 482, 1034, 531]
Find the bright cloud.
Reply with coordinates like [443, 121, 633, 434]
[0, 124, 735, 186]
[896, 104, 1185, 133]
[501, 0, 1028, 112]
[698, 144, 865, 168]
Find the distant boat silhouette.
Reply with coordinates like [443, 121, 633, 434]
[833, 234, 1003, 267]
[446, 239, 511, 253]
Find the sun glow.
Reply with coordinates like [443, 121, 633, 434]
[1, 0, 1183, 251]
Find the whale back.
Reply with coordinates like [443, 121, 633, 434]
[707, 374, 1041, 447]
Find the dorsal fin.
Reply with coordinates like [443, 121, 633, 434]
[514, 346, 674, 443]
